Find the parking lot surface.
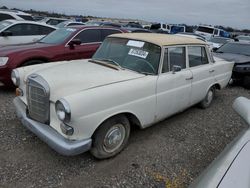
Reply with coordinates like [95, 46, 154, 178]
[0, 86, 249, 188]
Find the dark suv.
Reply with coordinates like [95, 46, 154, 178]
[213, 41, 250, 89]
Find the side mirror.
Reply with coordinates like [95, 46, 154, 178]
[68, 39, 81, 49]
[1, 30, 13, 37]
[212, 47, 218, 52]
[172, 65, 182, 74]
[233, 97, 250, 125]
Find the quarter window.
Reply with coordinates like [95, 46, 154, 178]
[188, 46, 209, 67]
[168, 47, 186, 71]
[7, 24, 54, 36]
[74, 29, 101, 43]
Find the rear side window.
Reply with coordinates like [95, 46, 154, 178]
[168, 47, 186, 70]
[188, 46, 209, 67]
[17, 15, 34, 21]
[67, 23, 85, 26]
[101, 29, 121, 41]
[0, 13, 15, 21]
[7, 24, 53, 36]
[38, 26, 55, 35]
[75, 29, 101, 43]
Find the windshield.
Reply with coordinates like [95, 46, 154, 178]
[92, 37, 161, 75]
[0, 20, 12, 31]
[217, 43, 250, 56]
[39, 28, 76, 44]
[209, 37, 229, 44]
[197, 26, 214, 34]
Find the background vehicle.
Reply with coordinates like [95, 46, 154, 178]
[56, 21, 85, 28]
[235, 35, 250, 42]
[150, 23, 168, 32]
[85, 21, 122, 28]
[190, 97, 250, 188]
[0, 9, 33, 21]
[195, 25, 230, 40]
[0, 26, 125, 87]
[12, 33, 233, 159]
[208, 36, 232, 49]
[39, 17, 69, 25]
[213, 41, 250, 89]
[0, 20, 56, 46]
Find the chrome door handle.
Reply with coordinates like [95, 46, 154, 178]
[209, 70, 215, 73]
[186, 76, 193, 80]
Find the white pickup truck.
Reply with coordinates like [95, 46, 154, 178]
[12, 33, 234, 159]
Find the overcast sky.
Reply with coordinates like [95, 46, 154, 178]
[0, 0, 249, 29]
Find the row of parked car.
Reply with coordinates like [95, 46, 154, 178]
[1, 8, 250, 188]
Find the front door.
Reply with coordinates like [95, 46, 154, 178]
[156, 46, 192, 121]
[64, 29, 101, 60]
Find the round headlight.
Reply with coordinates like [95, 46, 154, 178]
[11, 69, 20, 86]
[55, 99, 71, 123]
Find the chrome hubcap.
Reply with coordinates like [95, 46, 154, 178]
[103, 124, 125, 153]
[206, 90, 213, 104]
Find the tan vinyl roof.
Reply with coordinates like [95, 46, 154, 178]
[110, 33, 206, 46]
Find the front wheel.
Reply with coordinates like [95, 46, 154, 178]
[199, 87, 215, 109]
[90, 115, 130, 159]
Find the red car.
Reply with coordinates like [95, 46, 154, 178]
[0, 26, 126, 87]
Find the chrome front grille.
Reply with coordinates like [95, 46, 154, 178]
[27, 74, 50, 124]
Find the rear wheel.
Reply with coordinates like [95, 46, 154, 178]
[90, 115, 130, 159]
[199, 86, 215, 109]
[243, 76, 250, 89]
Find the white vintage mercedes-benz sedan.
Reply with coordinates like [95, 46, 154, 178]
[13, 33, 234, 159]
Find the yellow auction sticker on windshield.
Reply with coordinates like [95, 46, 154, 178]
[128, 49, 149, 59]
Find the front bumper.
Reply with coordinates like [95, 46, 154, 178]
[0, 65, 12, 87]
[13, 97, 92, 156]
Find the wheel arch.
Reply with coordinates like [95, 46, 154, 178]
[19, 57, 50, 67]
[91, 112, 142, 138]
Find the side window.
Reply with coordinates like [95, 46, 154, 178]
[188, 46, 209, 67]
[38, 26, 55, 35]
[169, 47, 186, 70]
[162, 49, 169, 73]
[101, 29, 121, 41]
[7, 24, 40, 36]
[0, 13, 15, 21]
[163, 24, 166, 29]
[75, 29, 101, 43]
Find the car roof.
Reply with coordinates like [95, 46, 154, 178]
[68, 25, 123, 31]
[110, 33, 206, 46]
[0, 9, 31, 16]
[3, 19, 57, 28]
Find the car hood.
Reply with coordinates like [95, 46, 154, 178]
[213, 52, 250, 64]
[0, 42, 55, 56]
[28, 59, 145, 101]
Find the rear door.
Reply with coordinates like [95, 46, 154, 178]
[187, 45, 216, 105]
[156, 46, 192, 121]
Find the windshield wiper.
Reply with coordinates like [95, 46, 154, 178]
[139, 71, 155, 75]
[94, 58, 124, 70]
[89, 59, 119, 70]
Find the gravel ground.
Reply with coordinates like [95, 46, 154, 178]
[0, 86, 249, 188]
